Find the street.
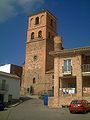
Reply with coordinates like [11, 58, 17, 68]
[0, 98, 90, 120]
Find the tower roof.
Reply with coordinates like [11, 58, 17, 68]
[28, 9, 56, 19]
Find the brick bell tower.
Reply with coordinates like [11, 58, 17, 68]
[23, 10, 57, 95]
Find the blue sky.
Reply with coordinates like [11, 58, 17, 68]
[0, 0, 90, 65]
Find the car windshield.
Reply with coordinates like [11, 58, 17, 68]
[71, 101, 82, 104]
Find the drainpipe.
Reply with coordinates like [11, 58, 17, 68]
[54, 36, 63, 107]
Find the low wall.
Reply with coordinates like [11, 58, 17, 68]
[48, 96, 90, 108]
[48, 97, 60, 108]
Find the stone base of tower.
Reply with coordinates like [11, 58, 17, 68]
[20, 82, 53, 97]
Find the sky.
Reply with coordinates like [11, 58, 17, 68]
[0, 0, 90, 66]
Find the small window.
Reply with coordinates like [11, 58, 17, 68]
[33, 55, 38, 61]
[31, 32, 34, 39]
[35, 17, 39, 25]
[52, 75, 54, 86]
[59, 77, 60, 88]
[33, 78, 36, 84]
[41, 15, 44, 24]
[2, 80, 6, 84]
[50, 19, 53, 26]
[52, 75, 54, 79]
[30, 18, 34, 27]
[38, 31, 42, 38]
[2, 80, 6, 90]
[63, 59, 71, 72]
[48, 32, 50, 38]
[8, 94, 12, 102]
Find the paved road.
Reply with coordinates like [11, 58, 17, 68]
[0, 98, 90, 120]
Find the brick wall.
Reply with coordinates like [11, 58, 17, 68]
[49, 53, 85, 107]
[48, 96, 90, 108]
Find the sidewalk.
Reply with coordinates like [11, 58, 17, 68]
[7, 100, 22, 108]
[6, 95, 40, 108]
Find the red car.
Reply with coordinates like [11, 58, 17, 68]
[69, 99, 90, 113]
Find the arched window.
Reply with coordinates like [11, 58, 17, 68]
[31, 32, 34, 39]
[30, 18, 34, 27]
[33, 78, 36, 84]
[35, 17, 39, 25]
[38, 31, 42, 38]
[41, 15, 44, 24]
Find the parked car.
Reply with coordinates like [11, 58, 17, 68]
[69, 99, 90, 113]
[0, 102, 5, 111]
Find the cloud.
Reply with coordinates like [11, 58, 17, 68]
[17, 0, 44, 14]
[0, 0, 17, 22]
[0, 0, 44, 23]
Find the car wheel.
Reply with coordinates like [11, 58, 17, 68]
[70, 110, 73, 113]
[83, 110, 87, 114]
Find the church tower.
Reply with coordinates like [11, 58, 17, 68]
[23, 10, 57, 95]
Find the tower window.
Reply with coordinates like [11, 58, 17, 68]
[30, 18, 34, 27]
[33, 55, 38, 61]
[41, 15, 44, 24]
[33, 78, 36, 84]
[48, 32, 50, 38]
[31, 32, 34, 39]
[52, 75, 54, 79]
[38, 31, 42, 38]
[35, 17, 39, 25]
[50, 19, 53, 26]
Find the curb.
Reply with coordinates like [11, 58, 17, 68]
[7, 101, 23, 108]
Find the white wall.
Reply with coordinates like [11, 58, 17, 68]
[0, 74, 20, 102]
[0, 64, 11, 73]
[7, 78, 20, 99]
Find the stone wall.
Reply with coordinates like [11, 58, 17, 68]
[48, 96, 90, 108]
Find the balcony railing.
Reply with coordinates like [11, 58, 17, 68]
[0, 84, 8, 91]
[82, 64, 90, 73]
